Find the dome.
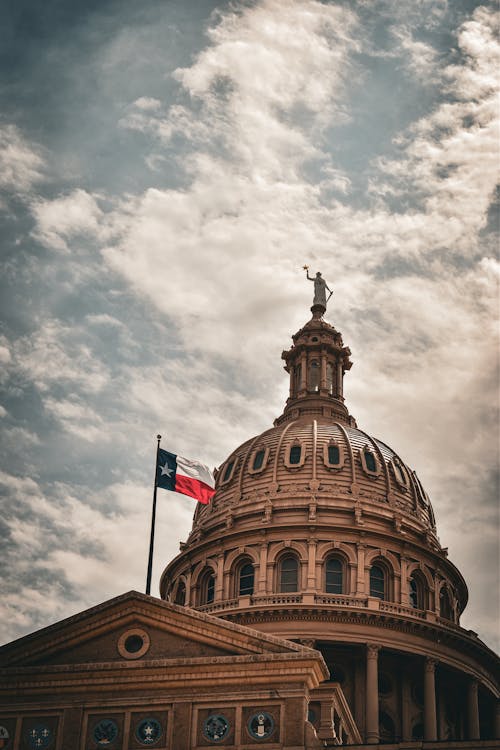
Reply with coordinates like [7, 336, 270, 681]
[160, 294, 499, 744]
[192, 417, 438, 545]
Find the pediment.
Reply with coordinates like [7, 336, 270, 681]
[0, 591, 305, 668]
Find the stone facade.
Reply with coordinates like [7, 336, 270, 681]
[161, 305, 500, 746]
[0, 591, 329, 749]
[2, 303, 499, 748]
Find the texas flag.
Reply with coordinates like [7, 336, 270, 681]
[156, 449, 216, 505]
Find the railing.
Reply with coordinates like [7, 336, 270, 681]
[196, 594, 458, 629]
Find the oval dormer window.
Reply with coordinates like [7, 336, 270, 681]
[391, 458, 409, 488]
[253, 450, 265, 470]
[361, 446, 379, 476]
[221, 459, 236, 484]
[284, 440, 306, 469]
[248, 446, 269, 475]
[323, 439, 344, 470]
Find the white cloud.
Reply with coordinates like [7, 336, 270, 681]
[31, 189, 105, 252]
[0, 124, 45, 193]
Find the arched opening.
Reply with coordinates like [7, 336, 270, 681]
[409, 571, 426, 609]
[370, 563, 387, 600]
[440, 587, 453, 620]
[279, 555, 299, 593]
[325, 557, 343, 594]
[294, 363, 302, 394]
[308, 359, 320, 392]
[238, 561, 254, 596]
[175, 580, 186, 606]
[252, 450, 265, 471]
[199, 569, 215, 605]
[326, 362, 334, 395]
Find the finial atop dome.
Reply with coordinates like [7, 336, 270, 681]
[303, 265, 333, 318]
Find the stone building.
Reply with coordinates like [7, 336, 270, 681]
[1, 295, 499, 748]
[160, 297, 500, 746]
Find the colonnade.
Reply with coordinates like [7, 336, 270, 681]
[364, 644, 486, 743]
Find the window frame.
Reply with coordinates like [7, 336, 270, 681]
[360, 445, 380, 477]
[247, 445, 270, 475]
[325, 556, 344, 594]
[323, 439, 345, 470]
[279, 554, 300, 593]
[284, 440, 306, 469]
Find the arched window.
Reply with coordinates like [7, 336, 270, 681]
[309, 359, 320, 392]
[325, 558, 343, 594]
[221, 460, 235, 484]
[409, 571, 426, 609]
[326, 362, 334, 395]
[175, 580, 186, 606]
[289, 445, 302, 464]
[239, 562, 254, 596]
[370, 564, 386, 600]
[280, 555, 299, 593]
[440, 587, 453, 620]
[199, 570, 215, 605]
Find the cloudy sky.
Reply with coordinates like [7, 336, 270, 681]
[1, 0, 498, 652]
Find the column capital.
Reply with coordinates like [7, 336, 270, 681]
[425, 657, 437, 673]
[366, 643, 380, 659]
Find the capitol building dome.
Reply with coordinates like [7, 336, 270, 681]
[161, 297, 499, 744]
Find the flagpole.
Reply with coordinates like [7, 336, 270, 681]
[146, 434, 161, 596]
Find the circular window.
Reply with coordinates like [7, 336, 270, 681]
[93, 719, 119, 746]
[135, 718, 163, 745]
[117, 628, 150, 659]
[378, 673, 392, 695]
[247, 712, 275, 740]
[203, 715, 230, 742]
[26, 726, 53, 750]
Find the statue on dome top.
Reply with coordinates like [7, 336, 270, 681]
[303, 265, 332, 308]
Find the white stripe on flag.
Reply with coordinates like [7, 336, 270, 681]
[177, 455, 215, 488]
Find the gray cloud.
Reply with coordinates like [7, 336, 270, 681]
[0, 0, 498, 652]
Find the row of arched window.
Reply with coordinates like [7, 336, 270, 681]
[173, 556, 455, 619]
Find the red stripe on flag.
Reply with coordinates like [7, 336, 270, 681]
[175, 474, 215, 505]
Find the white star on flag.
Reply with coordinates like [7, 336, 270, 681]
[160, 462, 173, 477]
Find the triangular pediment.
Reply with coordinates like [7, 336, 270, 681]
[0, 590, 306, 668]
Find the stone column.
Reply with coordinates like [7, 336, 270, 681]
[467, 679, 480, 740]
[401, 672, 411, 740]
[257, 543, 268, 594]
[424, 658, 437, 741]
[366, 643, 380, 744]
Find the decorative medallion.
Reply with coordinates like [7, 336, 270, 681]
[26, 726, 53, 749]
[247, 712, 275, 740]
[135, 718, 162, 745]
[92, 719, 119, 745]
[0, 727, 9, 750]
[203, 714, 230, 742]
